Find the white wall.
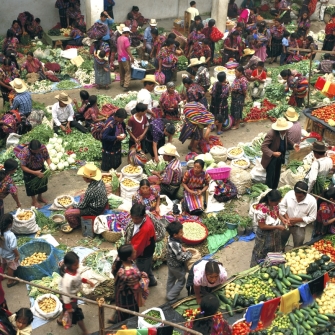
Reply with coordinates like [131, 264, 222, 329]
[0, 0, 214, 36]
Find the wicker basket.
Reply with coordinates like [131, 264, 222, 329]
[101, 230, 122, 243]
[323, 128, 335, 146]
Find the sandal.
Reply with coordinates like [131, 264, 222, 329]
[7, 281, 18, 288]
[217, 131, 223, 135]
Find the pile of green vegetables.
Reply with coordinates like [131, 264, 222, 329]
[56, 80, 79, 90]
[143, 310, 161, 325]
[249, 183, 269, 198]
[33, 208, 58, 233]
[265, 83, 286, 102]
[177, 56, 189, 71]
[29, 272, 62, 298]
[83, 250, 113, 277]
[287, 160, 304, 174]
[267, 104, 292, 119]
[108, 195, 123, 209]
[0, 147, 23, 185]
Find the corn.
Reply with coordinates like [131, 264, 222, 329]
[57, 196, 72, 206]
[102, 175, 112, 183]
[183, 222, 206, 241]
[234, 159, 248, 166]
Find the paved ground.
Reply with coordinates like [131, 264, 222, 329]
[1, 17, 320, 335]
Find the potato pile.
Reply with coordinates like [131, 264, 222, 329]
[228, 147, 243, 156]
[233, 159, 248, 167]
[102, 175, 112, 183]
[122, 178, 139, 187]
[124, 165, 141, 174]
[284, 248, 322, 274]
[38, 297, 57, 313]
[16, 211, 33, 221]
[57, 196, 72, 207]
[21, 252, 47, 266]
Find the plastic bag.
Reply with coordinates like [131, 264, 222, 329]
[6, 133, 21, 148]
[229, 167, 252, 195]
[158, 195, 173, 216]
[210, 145, 227, 163]
[28, 110, 45, 128]
[125, 100, 137, 115]
[278, 169, 304, 188]
[155, 71, 165, 85]
[32, 294, 62, 320]
[121, 165, 143, 181]
[138, 307, 165, 329]
[62, 310, 72, 329]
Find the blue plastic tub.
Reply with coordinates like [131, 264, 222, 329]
[131, 68, 146, 80]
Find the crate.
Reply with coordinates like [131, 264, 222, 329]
[131, 67, 146, 80]
[304, 118, 325, 138]
[323, 128, 335, 146]
[81, 216, 95, 238]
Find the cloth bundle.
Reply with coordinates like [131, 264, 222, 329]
[199, 136, 223, 154]
[128, 144, 148, 167]
[184, 102, 214, 125]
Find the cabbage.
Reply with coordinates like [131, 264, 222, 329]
[49, 149, 57, 157]
[37, 41, 43, 46]
[70, 153, 76, 159]
[324, 98, 331, 104]
[46, 144, 53, 151]
[57, 162, 64, 170]
[54, 144, 62, 152]
[203, 153, 214, 165]
[49, 163, 57, 171]
[217, 161, 227, 168]
[195, 154, 205, 161]
[57, 152, 63, 159]
[206, 163, 217, 170]
[57, 138, 63, 144]
[49, 138, 57, 144]
[52, 157, 59, 165]
[63, 161, 69, 168]
[68, 157, 75, 164]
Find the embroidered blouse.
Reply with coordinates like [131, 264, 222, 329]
[132, 187, 160, 212]
[186, 83, 205, 102]
[160, 90, 181, 111]
[0, 174, 17, 200]
[17, 145, 49, 170]
[231, 76, 248, 95]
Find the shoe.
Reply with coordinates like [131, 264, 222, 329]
[149, 280, 158, 287]
[123, 87, 130, 92]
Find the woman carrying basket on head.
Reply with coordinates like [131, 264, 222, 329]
[15, 140, 51, 208]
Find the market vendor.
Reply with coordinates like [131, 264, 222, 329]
[151, 143, 182, 200]
[284, 107, 302, 148]
[81, 95, 106, 128]
[280, 181, 317, 248]
[223, 30, 243, 64]
[182, 159, 211, 216]
[10, 20, 22, 42]
[145, 118, 175, 162]
[55, 0, 70, 28]
[137, 75, 158, 120]
[306, 142, 333, 193]
[250, 190, 285, 267]
[124, 203, 157, 286]
[67, 21, 85, 46]
[26, 18, 43, 39]
[297, 11, 310, 37]
[159, 82, 182, 121]
[0, 159, 21, 216]
[0, 59, 19, 104]
[186, 260, 227, 304]
[248, 61, 266, 99]
[185, 23, 205, 57]
[189, 39, 211, 65]
[21, 52, 46, 80]
[182, 77, 207, 108]
[10, 79, 32, 117]
[242, 48, 261, 70]
[127, 6, 146, 27]
[132, 179, 160, 215]
[65, 163, 108, 229]
[52, 92, 88, 134]
[323, 28, 335, 51]
[101, 108, 127, 171]
[150, 28, 166, 64]
[317, 53, 335, 74]
[280, 69, 308, 107]
[157, 39, 178, 84]
[261, 118, 299, 189]
[16, 139, 51, 208]
[179, 101, 214, 153]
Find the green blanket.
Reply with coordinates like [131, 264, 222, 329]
[207, 229, 237, 254]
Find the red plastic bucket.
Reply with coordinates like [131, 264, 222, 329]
[315, 77, 326, 91]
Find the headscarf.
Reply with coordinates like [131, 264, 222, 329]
[166, 82, 175, 89]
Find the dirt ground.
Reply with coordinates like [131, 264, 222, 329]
[0, 18, 321, 335]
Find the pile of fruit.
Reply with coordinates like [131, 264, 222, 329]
[21, 252, 48, 266]
[121, 178, 139, 187]
[38, 297, 57, 313]
[182, 308, 200, 321]
[313, 240, 335, 262]
[102, 175, 112, 183]
[312, 105, 335, 122]
[123, 165, 141, 174]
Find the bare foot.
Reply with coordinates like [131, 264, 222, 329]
[37, 197, 48, 204]
[32, 202, 42, 208]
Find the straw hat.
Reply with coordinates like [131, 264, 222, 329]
[122, 27, 131, 33]
[188, 58, 200, 67]
[199, 56, 206, 65]
[77, 163, 102, 181]
[96, 50, 108, 61]
[116, 23, 126, 34]
[158, 143, 180, 158]
[10, 78, 28, 93]
[284, 107, 299, 122]
[242, 48, 255, 57]
[141, 74, 158, 84]
[149, 19, 157, 26]
[55, 92, 72, 105]
[312, 141, 326, 153]
[272, 118, 293, 131]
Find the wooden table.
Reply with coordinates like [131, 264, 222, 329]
[43, 32, 71, 48]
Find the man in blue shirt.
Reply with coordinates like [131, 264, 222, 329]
[96, 11, 114, 42]
[104, 0, 115, 19]
[10, 79, 32, 116]
[143, 19, 157, 54]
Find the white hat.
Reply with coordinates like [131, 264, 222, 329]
[158, 143, 180, 158]
[116, 24, 126, 34]
[149, 19, 157, 26]
[188, 58, 200, 67]
[10, 78, 28, 93]
[272, 117, 293, 131]
[122, 27, 131, 33]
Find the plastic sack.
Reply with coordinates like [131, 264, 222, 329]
[32, 294, 62, 320]
[125, 100, 137, 116]
[250, 158, 267, 183]
[54, 195, 74, 209]
[229, 167, 252, 195]
[158, 194, 173, 216]
[62, 310, 72, 329]
[155, 71, 165, 85]
[185, 248, 202, 271]
[33, 47, 50, 60]
[12, 209, 38, 234]
[86, 22, 108, 40]
[17, 240, 65, 281]
[128, 144, 148, 167]
[210, 146, 227, 163]
[199, 136, 223, 154]
[6, 133, 21, 148]
[120, 178, 139, 201]
[232, 158, 250, 170]
[278, 169, 304, 188]
[138, 307, 165, 329]
[60, 48, 78, 60]
[227, 147, 244, 159]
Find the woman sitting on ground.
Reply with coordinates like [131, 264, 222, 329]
[132, 179, 160, 215]
[73, 90, 89, 121]
[81, 95, 106, 128]
[65, 163, 108, 229]
[0, 59, 19, 104]
[127, 6, 146, 27]
[21, 52, 46, 80]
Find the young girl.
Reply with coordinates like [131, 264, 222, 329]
[110, 244, 149, 324]
[73, 90, 90, 121]
[0, 214, 19, 288]
[57, 251, 94, 335]
[127, 103, 149, 150]
[80, 95, 106, 128]
[185, 294, 232, 335]
[9, 308, 33, 335]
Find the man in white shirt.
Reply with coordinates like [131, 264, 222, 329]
[52, 92, 88, 134]
[187, 1, 200, 22]
[137, 75, 157, 119]
[279, 181, 317, 249]
[307, 141, 333, 192]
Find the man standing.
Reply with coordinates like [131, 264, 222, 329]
[137, 75, 158, 119]
[279, 181, 317, 248]
[10, 78, 32, 117]
[52, 92, 88, 134]
[143, 19, 158, 54]
[96, 11, 114, 43]
[187, 1, 200, 22]
[261, 118, 299, 189]
[117, 27, 134, 92]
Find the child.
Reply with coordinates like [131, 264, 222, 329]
[0, 214, 19, 288]
[280, 31, 290, 66]
[73, 90, 90, 121]
[248, 61, 266, 99]
[127, 103, 149, 150]
[110, 244, 149, 323]
[57, 251, 94, 335]
[9, 308, 33, 335]
[184, 294, 232, 335]
[166, 221, 192, 303]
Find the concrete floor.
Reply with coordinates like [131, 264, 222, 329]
[1, 17, 319, 335]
